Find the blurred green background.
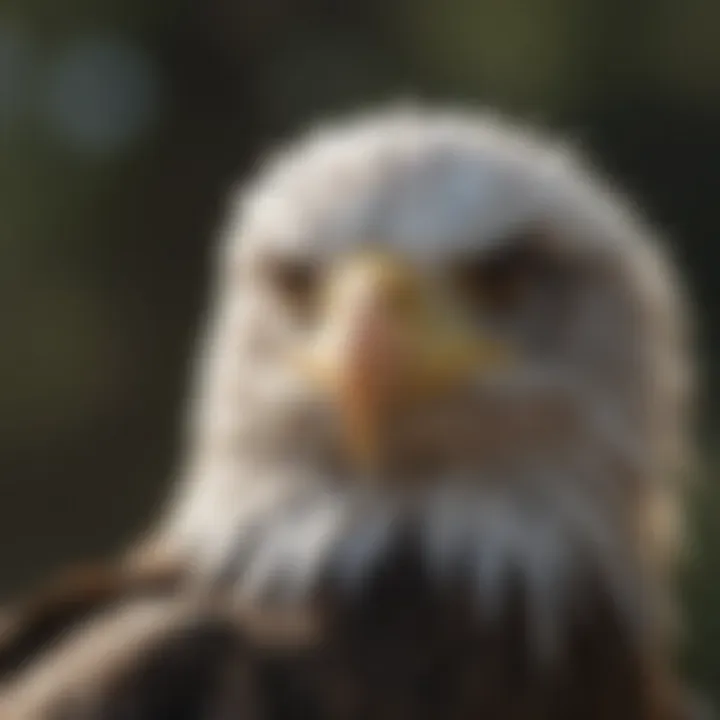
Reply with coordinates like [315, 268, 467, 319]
[1, 0, 718, 704]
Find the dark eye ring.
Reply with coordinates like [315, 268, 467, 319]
[449, 242, 541, 317]
[265, 256, 319, 311]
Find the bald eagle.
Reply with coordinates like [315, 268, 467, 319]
[0, 106, 702, 720]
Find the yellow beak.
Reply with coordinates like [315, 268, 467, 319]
[296, 251, 513, 468]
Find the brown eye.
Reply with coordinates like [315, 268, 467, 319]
[451, 249, 527, 317]
[265, 256, 319, 314]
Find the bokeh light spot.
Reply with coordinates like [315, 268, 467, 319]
[42, 35, 162, 156]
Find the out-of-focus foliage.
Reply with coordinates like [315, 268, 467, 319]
[1, 0, 718, 702]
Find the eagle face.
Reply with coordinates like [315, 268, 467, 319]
[163, 107, 690, 653]
[241, 222, 577, 483]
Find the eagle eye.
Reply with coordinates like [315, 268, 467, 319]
[265, 256, 319, 314]
[449, 230, 554, 319]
